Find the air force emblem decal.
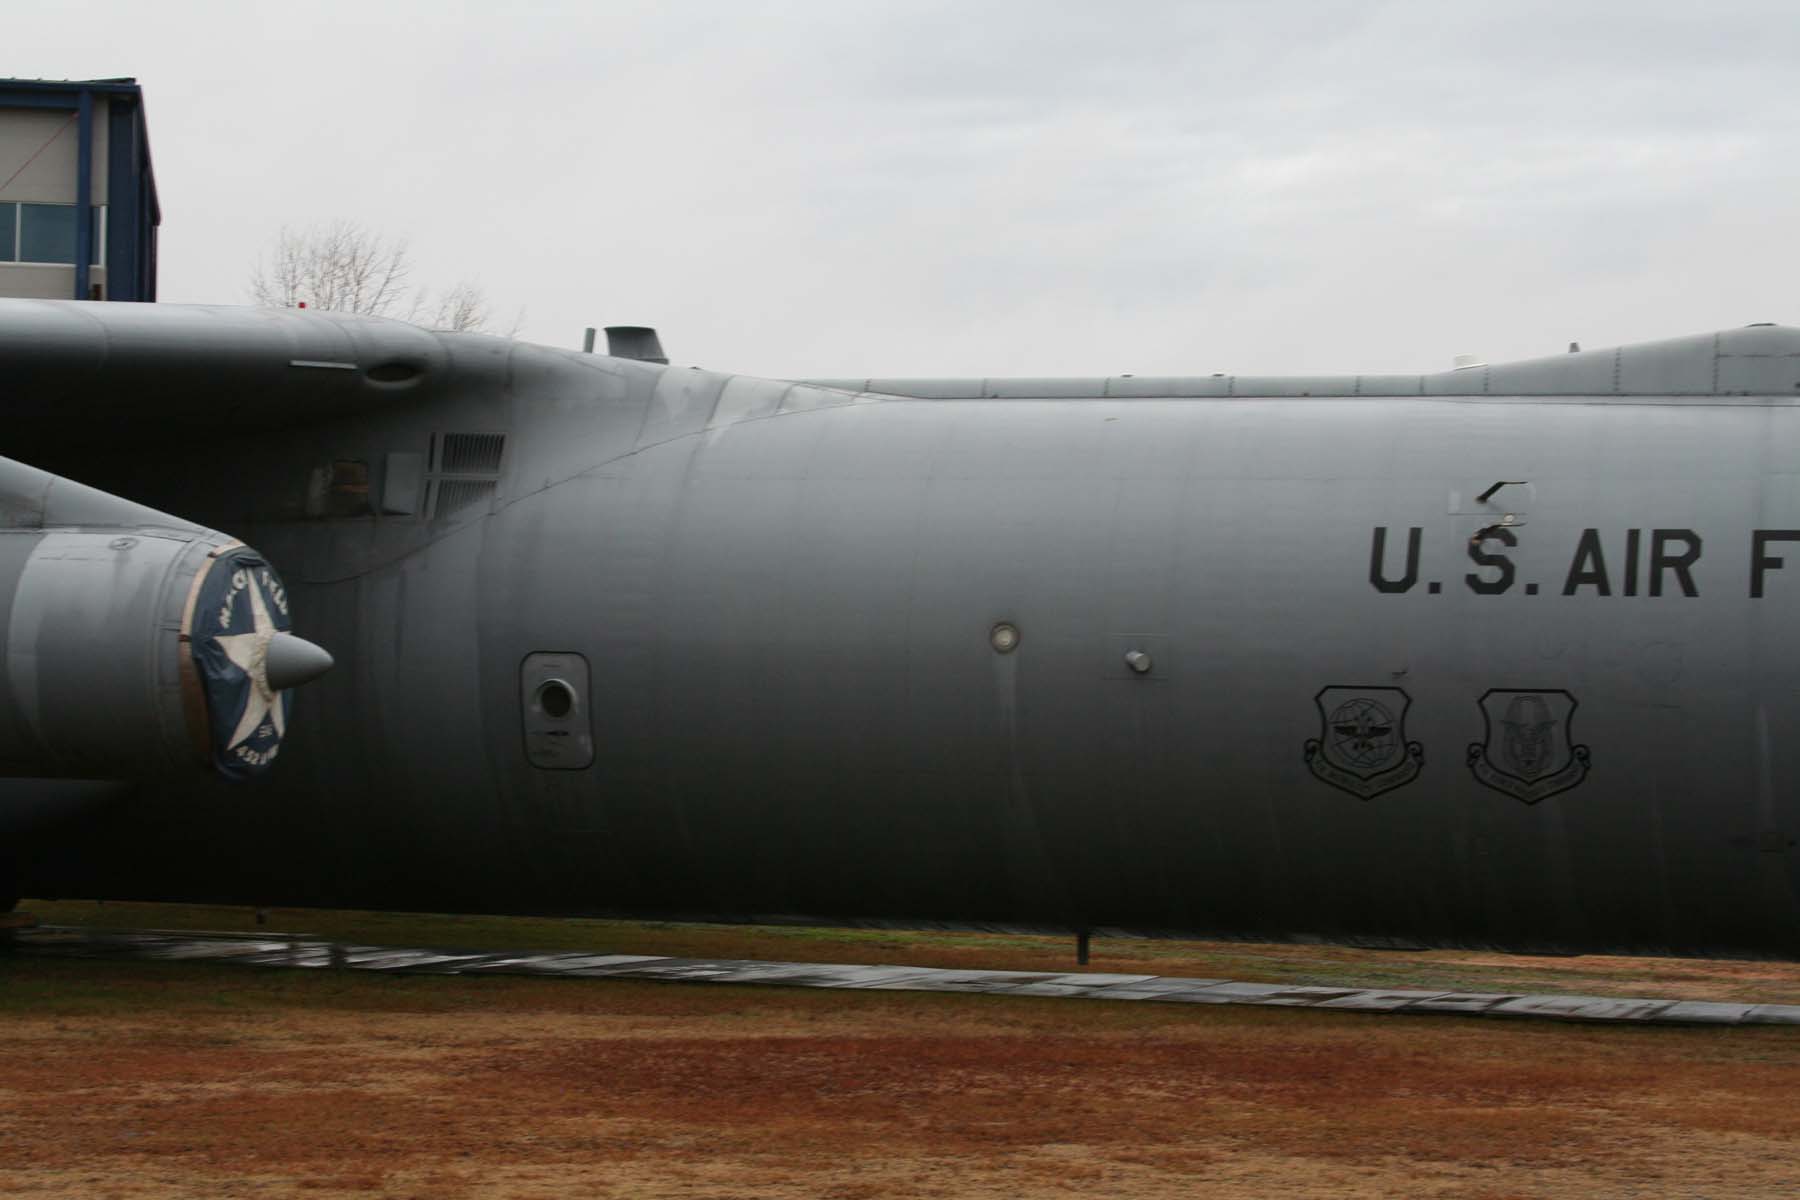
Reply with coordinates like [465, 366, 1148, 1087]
[1467, 689, 1591, 804]
[187, 549, 295, 779]
[1303, 686, 1425, 799]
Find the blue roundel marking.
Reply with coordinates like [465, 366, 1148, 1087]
[188, 550, 294, 779]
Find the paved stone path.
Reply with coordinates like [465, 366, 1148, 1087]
[8, 925, 1799, 1026]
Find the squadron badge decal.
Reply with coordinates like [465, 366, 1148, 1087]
[1466, 689, 1591, 804]
[1303, 686, 1425, 799]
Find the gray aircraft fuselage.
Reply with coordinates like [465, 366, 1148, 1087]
[5, 303, 1798, 958]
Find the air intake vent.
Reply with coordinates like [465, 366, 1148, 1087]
[427, 432, 506, 520]
[438, 432, 506, 475]
[432, 479, 498, 517]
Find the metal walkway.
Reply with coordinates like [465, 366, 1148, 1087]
[7, 925, 1799, 1027]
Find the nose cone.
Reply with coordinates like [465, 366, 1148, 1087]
[264, 632, 335, 691]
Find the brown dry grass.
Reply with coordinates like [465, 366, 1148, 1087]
[2, 907, 1799, 1199]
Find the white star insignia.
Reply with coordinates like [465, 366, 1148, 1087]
[213, 573, 286, 750]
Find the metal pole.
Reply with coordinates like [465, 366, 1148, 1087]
[582, 327, 596, 353]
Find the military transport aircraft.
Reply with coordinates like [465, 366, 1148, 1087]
[2, 299, 1797, 959]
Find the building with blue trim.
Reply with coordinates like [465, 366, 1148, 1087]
[0, 78, 159, 302]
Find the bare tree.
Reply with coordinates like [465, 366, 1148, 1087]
[250, 221, 412, 317]
[420, 279, 489, 334]
[250, 221, 508, 334]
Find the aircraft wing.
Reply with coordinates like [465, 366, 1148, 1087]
[0, 300, 370, 789]
[0, 298, 464, 436]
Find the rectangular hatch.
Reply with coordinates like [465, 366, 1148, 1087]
[521, 651, 593, 770]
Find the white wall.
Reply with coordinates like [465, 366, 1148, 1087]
[0, 99, 109, 205]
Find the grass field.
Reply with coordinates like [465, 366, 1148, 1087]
[2, 901, 1797, 1198]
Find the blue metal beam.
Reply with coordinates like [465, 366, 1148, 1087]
[74, 90, 92, 300]
[0, 78, 142, 99]
[0, 92, 77, 111]
[105, 98, 141, 301]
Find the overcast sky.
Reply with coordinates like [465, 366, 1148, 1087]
[10, 1, 1800, 377]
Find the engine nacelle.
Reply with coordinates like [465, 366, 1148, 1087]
[0, 458, 331, 783]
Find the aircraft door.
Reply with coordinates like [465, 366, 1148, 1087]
[520, 651, 594, 770]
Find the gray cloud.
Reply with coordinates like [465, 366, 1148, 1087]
[12, 0, 1800, 376]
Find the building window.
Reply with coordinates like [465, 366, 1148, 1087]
[0, 203, 103, 266]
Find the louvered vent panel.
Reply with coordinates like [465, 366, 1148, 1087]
[434, 479, 497, 516]
[439, 432, 506, 475]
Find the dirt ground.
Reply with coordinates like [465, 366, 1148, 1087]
[2, 904, 1797, 1199]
